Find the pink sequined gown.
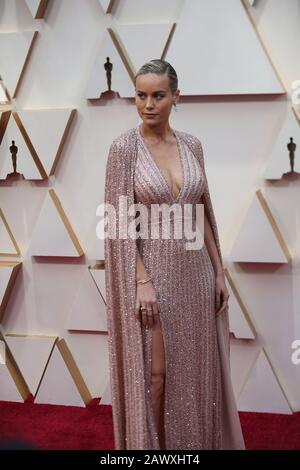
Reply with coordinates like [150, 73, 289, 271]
[134, 124, 222, 449]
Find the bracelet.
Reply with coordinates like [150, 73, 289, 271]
[136, 277, 151, 285]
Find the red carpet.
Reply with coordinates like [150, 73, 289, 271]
[1, 400, 300, 450]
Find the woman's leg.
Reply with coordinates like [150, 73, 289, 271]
[150, 315, 166, 449]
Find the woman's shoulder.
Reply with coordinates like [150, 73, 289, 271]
[109, 127, 204, 157]
[109, 127, 137, 150]
[176, 129, 203, 149]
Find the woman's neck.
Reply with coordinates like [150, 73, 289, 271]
[139, 122, 174, 143]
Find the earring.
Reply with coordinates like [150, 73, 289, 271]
[174, 103, 178, 112]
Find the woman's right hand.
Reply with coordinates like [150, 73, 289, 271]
[135, 281, 160, 327]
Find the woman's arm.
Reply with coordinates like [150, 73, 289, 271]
[134, 201, 150, 282]
[194, 137, 229, 316]
[136, 248, 150, 281]
[202, 202, 224, 277]
[201, 200, 229, 317]
[135, 244, 160, 327]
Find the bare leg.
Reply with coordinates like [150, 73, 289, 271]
[150, 315, 166, 449]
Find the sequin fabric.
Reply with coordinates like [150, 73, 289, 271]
[104, 125, 245, 450]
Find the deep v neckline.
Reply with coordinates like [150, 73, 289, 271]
[137, 124, 184, 203]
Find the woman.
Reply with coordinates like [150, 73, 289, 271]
[104, 59, 245, 450]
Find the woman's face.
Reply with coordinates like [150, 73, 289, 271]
[135, 73, 179, 127]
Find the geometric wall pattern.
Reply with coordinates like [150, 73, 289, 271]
[65, 268, 107, 332]
[66, 334, 109, 401]
[34, 339, 92, 407]
[0, 109, 76, 179]
[238, 348, 293, 414]
[165, 0, 284, 95]
[90, 266, 106, 304]
[0, 208, 21, 257]
[0, 339, 5, 364]
[0, 356, 29, 402]
[0, 330, 31, 402]
[0, 112, 40, 179]
[91, 229, 104, 263]
[0, 31, 38, 100]
[85, 29, 134, 99]
[229, 190, 292, 263]
[294, 105, 300, 124]
[98, 0, 115, 15]
[100, 376, 111, 405]
[0, 0, 298, 416]
[263, 108, 300, 179]
[115, 23, 175, 73]
[0, 261, 22, 322]
[5, 334, 57, 396]
[0, 81, 9, 104]
[24, 0, 49, 19]
[88, 0, 284, 98]
[225, 269, 256, 339]
[28, 189, 84, 257]
[230, 341, 261, 400]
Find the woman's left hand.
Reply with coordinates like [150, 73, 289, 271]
[215, 273, 229, 316]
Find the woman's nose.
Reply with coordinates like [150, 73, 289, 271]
[145, 98, 154, 109]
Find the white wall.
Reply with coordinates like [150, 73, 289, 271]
[0, 0, 300, 411]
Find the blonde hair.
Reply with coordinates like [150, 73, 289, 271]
[135, 59, 178, 94]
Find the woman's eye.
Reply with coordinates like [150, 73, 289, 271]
[136, 93, 164, 99]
